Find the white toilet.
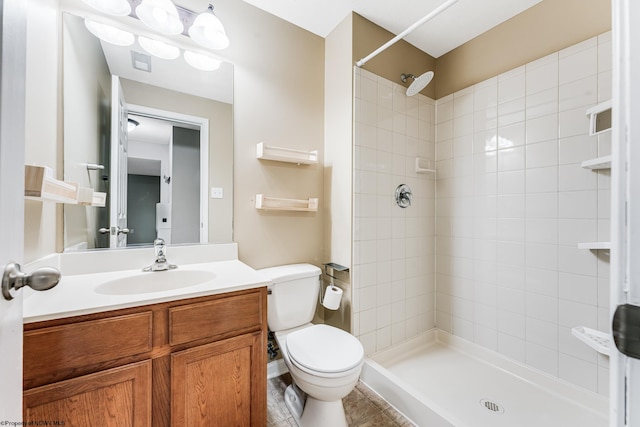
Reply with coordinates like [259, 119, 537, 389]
[259, 264, 364, 427]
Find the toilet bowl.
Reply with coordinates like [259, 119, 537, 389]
[275, 324, 364, 427]
[259, 264, 364, 427]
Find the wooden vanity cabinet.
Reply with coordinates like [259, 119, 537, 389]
[23, 287, 267, 427]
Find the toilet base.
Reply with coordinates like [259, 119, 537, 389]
[299, 396, 348, 427]
[284, 384, 348, 427]
[284, 384, 305, 425]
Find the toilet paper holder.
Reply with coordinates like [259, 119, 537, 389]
[322, 262, 349, 310]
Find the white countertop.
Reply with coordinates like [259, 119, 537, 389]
[23, 244, 270, 323]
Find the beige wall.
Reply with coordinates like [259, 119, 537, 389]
[219, 1, 325, 269]
[353, 13, 437, 99]
[120, 79, 234, 244]
[436, 0, 611, 98]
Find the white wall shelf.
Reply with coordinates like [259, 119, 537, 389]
[415, 157, 436, 174]
[586, 100, 612, 136]
[91, 192, 107, 207]
[256, 142, 318, 165]
[255, 194, 318, 212]
[25, 165, 106, 206]
[577, 242, 611, 250]
[571, 326, 611, 356]
[25, 165, 78, 204]
[581, 155, 612, 170]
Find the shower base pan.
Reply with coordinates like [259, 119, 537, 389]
[361, 329, 608, 427]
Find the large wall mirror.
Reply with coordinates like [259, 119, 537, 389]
[62, 10, 234, 251]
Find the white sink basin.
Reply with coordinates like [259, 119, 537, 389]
[95, 269, 216, 295]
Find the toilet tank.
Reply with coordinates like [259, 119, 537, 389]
[258, 264, 321, 332]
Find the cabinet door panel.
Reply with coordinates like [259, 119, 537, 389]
[172, 332, 264, 426]
[24, 361, 152, 427]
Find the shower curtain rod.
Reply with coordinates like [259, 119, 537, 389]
[355, 0, 459, 68]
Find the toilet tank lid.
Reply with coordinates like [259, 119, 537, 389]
[257, 263, 321, 284]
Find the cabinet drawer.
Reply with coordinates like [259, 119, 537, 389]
[24, 312, 153, 383]
[170, 291, 263, 345]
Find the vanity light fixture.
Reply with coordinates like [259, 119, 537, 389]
[188, 4, 229, 50]
[184, 50, 221, 71]
[80, 0, 231, 52]
[135, 0, 184, 35]
[138, 36, 180, 60]
[80, 0, 131, 16]
[84, 18, 135, 46]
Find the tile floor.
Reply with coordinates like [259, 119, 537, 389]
[267, 373, 415, 427]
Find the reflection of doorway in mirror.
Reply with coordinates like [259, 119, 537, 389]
[125, 108, 207, 247]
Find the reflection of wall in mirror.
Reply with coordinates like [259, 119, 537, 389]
[172, 127, 201, 244]
[62, 13, 111, 251]
[120, 79, 233, 245]
[127, 175, 160, 246]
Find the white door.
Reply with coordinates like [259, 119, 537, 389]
[611, 0, 640, 425]
[110, 75, 129, 248]
[0, 0, 27, 420]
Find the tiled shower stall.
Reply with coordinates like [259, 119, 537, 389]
[352, 32, 612, 396]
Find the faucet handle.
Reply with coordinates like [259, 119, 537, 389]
[154, 238, 166, 258]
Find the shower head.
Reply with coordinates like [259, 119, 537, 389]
[401, 71, 434, 96]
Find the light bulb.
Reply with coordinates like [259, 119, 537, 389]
[184, 50, 222, 71]
[135, 0, 183, 35]
[84, 19, 134, 46]
[138, 36, 180, 60]
[188, 6, 229, 50]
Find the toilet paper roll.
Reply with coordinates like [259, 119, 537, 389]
[322, 285, 343, 310]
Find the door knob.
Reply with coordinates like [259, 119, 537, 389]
[99, 227, 130, 235]
[2, 262, 61, 300]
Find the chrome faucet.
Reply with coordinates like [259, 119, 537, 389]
[143, 238, 177, 272]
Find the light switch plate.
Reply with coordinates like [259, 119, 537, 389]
[211, 187, 223, 199]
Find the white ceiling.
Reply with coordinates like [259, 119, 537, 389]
[240, 0, 543, 58]
[128, 115, 173, 145]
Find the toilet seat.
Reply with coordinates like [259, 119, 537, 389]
[286, 324, 364, 375]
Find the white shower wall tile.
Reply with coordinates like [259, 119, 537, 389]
[559, 75, 598, 111]
[525, 52, 559, 95]
[526, 88, 559, 119]
[526, 341, 559, 377]
[474, 79, 498, 111]
[558, 106, 591, 138]
[559, 39, 598, 85]
[559, 353, 598, 393]
[497, 66, 526, 103]
[433, 33, 611, 397]
[559, 134, 598, 165]
[497, 97, 525, 126]
[353, 71, 436, 357]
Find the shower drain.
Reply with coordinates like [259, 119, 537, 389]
[479, 399, 505, 415]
